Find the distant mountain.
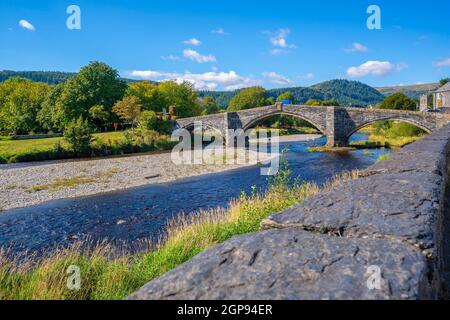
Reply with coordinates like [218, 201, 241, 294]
[376, 83, 440, 100]
[312, 79, 385, 107]
[0, 70, 138, 85]
[0, 70, 76, 84]
[199, 79, 385, 109]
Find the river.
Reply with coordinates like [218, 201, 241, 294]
[0, 134, 390, 257]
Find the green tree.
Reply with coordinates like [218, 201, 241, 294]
[440, 78, 450, 86]
[138, 110, 159, 131]
[37, 84, 65, 132]
[126, 81, 164, 112]
[380, 93, 417, 111]
[157, 81, 202, 118]
[228, 87, 268, 112]
[64, 117, 92, 153]
[0, 77, 50, 134]
[200, 96, 219, 115]
[56, 62, 126, 127]
[305, 99, 322, 106]
[277, 92, 295, 103]
[322, 99, 340, 106]
[89, 105, 110, 131]
[113, 96, 142, 136]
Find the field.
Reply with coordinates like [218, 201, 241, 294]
[0, 131, 175, 164]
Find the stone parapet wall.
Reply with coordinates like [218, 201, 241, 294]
[129, 125, 450, 300]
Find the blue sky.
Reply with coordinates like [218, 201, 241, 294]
[1, 0, 449, 90]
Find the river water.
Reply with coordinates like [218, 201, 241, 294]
[0, 134, 390, 257]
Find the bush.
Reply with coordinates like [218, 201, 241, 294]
[63, 118, 93, 153]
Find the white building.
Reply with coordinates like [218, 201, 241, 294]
[433, 82, 450, 111]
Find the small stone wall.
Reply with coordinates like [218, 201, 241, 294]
[128, 125, 450, 300]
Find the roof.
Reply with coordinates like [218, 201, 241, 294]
[435, 82, 450, 93]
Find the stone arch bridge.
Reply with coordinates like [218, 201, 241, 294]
[175, 105, 450, 147]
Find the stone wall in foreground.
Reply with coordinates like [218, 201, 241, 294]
[128, 125, 450, 300]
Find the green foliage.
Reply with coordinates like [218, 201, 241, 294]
[89, 105, 110, 130]
[228, 87, 268, 111]
[312, 79, 385, 107]
[440, 78, 450, 86]
[126, 81, 164, 112]
[112, 96, 142, 132]
[380, 93, 417, 111]
[138, 111, 159, 131]
[157, 81, 202, 118]
[63, 118, 92, 153]
[200, 96, 219, 115]
[0, 70, 76, 84]
[56, 62, 126, 127]
[0, 78, 50, 134]
[276, 91, 295, 103]
[305, 99, 322, 106]
[37, 84, 65, 131]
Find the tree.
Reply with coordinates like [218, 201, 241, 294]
[56, 62, 126, 127]
[112, 96, 142, 135]
[305, 99, 322, 106]
[37, 84, 65, 132]
[126, 81, 164, 112]
[89, 105, 110, 131]
[138, 110, 159, 131]
[64, 117, 92, 153]
[440, 78, 450, 86]
[277, 92, 295, 103]
[200, 96, 219, 115]
[322, 99, 340, 106]
[158, 81, 202, 118]
[0, 77, 50, 134]
[228, 87, 268, 112]
[380, 93, 417, 111]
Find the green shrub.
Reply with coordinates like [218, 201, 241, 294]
[63, 118, 93, 153]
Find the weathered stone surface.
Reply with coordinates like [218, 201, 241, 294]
[262, 171, 442, 253]
[128, 229, 430, 300]
[175, 106, 450, 147]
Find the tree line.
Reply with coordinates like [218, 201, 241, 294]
[0, 62, 219, 135]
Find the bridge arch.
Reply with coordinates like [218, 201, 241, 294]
[346, 117, 433, 139]
[241, 111, 326, 135]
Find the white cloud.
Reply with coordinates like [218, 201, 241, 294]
[346, 60, 407, 78]
[344, 42, 368, 53]
[183, 38, 201, 46]
[262, 72, 293, 85]
[161, 55, 182, 61]
[269, 28, 296, 49]
[183, 49, 216, 63]
[19, 19, 35, 31]
[433, 58, 450, 67]
[212, 28, 228, 35]
[129, 70, 261, 91]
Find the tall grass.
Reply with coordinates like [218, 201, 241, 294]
[0, 161, 358, 300]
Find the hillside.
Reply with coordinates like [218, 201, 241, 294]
[200, 79, 385, 109]
[0, 70, 138, 84]
[312, 80, 385, 106]
[0, 70, 76, 84]
[376, 83, 440, 100]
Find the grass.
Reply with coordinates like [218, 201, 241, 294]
[376, 154, 392, 163]
[28, 168, 119, 193]
[350, 134, 422, 150]
[0, 162, 359, 300]
[0, 131, 175, 164]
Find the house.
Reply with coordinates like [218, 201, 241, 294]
[433, 82, 450, 111]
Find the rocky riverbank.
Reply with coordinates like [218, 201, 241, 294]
[0, 148, 274, 211]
